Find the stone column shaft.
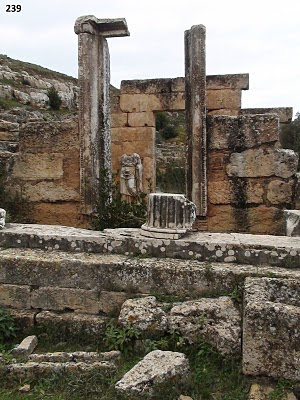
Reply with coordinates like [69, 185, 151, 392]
[75, 16, 129, 215]
[185, 25, 207, 216]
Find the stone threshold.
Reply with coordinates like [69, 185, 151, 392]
[0, 223, 300, 267]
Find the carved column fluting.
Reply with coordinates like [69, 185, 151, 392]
[141, 193, 196, 239]
[74, 16, 129, 214]
[185, 24, 207, 217]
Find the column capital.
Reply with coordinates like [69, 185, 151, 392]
[74, 15, 130, 37]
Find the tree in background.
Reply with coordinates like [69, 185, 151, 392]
[280, 112, 300, 170]
[47, 86, 62, 110]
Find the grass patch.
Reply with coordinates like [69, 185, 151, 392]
[0, 98, 23, 110]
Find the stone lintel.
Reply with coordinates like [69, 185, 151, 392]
[120, 74, 249, 95]
[75, 15, 129, 37]
[240, 107, 293, 123]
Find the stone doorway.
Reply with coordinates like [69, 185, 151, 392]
[155, 111, 186, 194]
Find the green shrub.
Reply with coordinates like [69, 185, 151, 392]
[92, 168, 147, 231]
[47, 86, 62, 110]
[0, 307, 16, 344]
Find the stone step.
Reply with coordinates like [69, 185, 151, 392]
[1, 223, 300, 268]
[0, 248, 299, 317]
[3, 360, 116, 381]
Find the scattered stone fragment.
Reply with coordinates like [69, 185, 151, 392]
[19, 384, 31, 393]
[284, 210, 300, 236]
[118, 296, 168, 335]
[248, 383, 297, 400]
[29, 350, 121, 363]
[12, 335, 38, 357]
[0, 208, 6, 229]
[115, 350, 189, 396]
[178, 396, 194, 400]
[169, 296, 241, 355]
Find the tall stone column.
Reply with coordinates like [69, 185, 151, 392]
[74, 16, 129, 214]
[185, 25, 207, 216]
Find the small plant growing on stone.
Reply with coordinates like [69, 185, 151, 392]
[104, 321, 140, 353]
[47, 86, 62, 110]
[0, 307, 16, 345]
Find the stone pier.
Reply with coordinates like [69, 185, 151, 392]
[185, 25, 207, 216]
[74, 16, 129, 214]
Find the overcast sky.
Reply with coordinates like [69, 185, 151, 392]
[0, 0, 299, 116]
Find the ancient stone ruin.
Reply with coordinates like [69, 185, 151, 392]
[0, 14, 300, 400]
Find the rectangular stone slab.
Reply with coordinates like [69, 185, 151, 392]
[75, 16, 129, 37]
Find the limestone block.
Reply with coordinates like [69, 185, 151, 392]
[118, 296, 168, 335]
[10, 310, 36, 331]
[0, 284, 31, 309]
[120, 94, 162, 113]
[111, 127, 154, 143]
[0, 131, 19, 141]
[207, 109, 239, 116]
[267, 180, 294, 204]
[169, 297, 241, 355]
[29, 350, 121, 363]
[208, 180, 264, 204]
[12, 335, 38, 357]
[208, 114, 279, 151]
[170, 92, 185, 110]
[121, 140, 154, 159]
[99, 291, 140, 315]
[115, 350, 189, 396]
[29, 91, 49, 108]
[121, 78, 175, 95]
[31, 287, 100, 314]
[29, 202, 84, 228]
[128, 112, 155, 127]
[248, 205, 283, 235]
[206, 74, 249, 90]
[22, 182, 80, 202]
[207, 205, 236, 232]
[36, 311, 108, 338]
[227, 149, 298, 178]
[243, 277, 300, 381]
[284, 210, 300, 236]
[240, 107, 293, 124]
[111, 113, 128, 128]
[206, 89, 241, 111]
[12, 153, 64, 180]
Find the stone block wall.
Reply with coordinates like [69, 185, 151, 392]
[3, 117, 85, 227]
[206, 114, 298, 234]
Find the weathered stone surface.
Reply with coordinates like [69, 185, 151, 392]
[12, 153, 64, 180]
[141, 193, 196, 239]
[285, 210, 300, 236]
[2, 224, 300, 267]
[119, 297, 168, 334]
[31, 287, 100, 314]
[208, 114, 279, 150]
[111, 112, 128, 128]
[243, 277, 300, 381]
[29, 350, 120, 363]
[0, 209, 6, 229]
[0, 284, 31, 309]
[169, 297, 241, 354]
[120, 93, 163, 112]
[5, 361, 115, 381]
[35, 311, 108, 338]
[74, 16, 129, 37]
[248, 205, 283, 235]
[206, 89, 241, 110]
[22, 182, 80, 202]
[178, 396, 194, 400]
[11, 309, 36, 331]
[185, 24, 207, 216]
[240, 107, 293, 124]
[99, 291, 141, 315]
[267, 180, 293, 204]
[29, 202, 84, 228]
[115, 350, 189, 395]
[12, 335, 38, 357]
[128, 112, 155, 127]
[208, 180, 264, 205]
[227, 148, 298, 178]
